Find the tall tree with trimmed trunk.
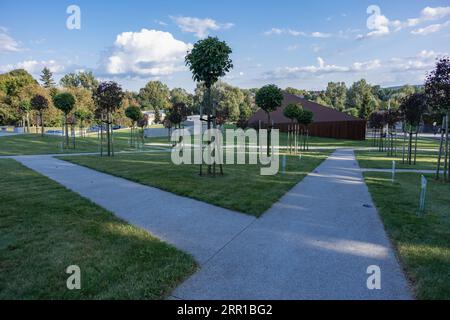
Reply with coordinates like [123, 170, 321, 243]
[255, 84, 283, 155]
[53, 92, 76, 147]
[125, 105, 142, 146]
[30, 94, 49, 136]
[400, 93, 427, 165]
[93, 81, 124, 157]
[425, 57, 450, 180]
[185, 36, 233, 176]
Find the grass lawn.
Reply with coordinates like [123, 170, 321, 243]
[61, 150, 331, 217]
[364, 172, 450, 299]
[356, 149, 439, 170]
[0, 130, 166, 156]
[0, 159, 196, 299]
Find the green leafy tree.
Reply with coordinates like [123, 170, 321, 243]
[325, 82, 347, 111]
[93, 81, 124, 156]
[283, 103, 301, 126]
[170, 88, 194, 112]
[425, 57, 450, 180]
[400, 93, 427, 165]
[346, 79, 378, 119]
[185, 36, 233, 176]
[74, 109, 92, 137]
[53, 92, 76, 147]
[138, 81, 170, 111]
[60, 71, 99, 92]
[40, 67, 55, 88]
[296, 109, 314, 150]
[30, 94, 50, 136]
[125, 105, 143, 146]
[255, 84, 283, 155]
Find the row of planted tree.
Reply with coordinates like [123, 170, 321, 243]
[367, 56, 450, 181]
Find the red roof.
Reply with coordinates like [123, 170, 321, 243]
[249, 92, 364, 124]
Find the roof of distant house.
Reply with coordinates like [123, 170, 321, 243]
[248, 92, 364, 124]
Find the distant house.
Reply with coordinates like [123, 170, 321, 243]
[248, 92, 366, 140]
[142, 110, 166, 126]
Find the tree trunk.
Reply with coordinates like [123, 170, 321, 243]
[40, 112, 44, 137]
[107, 112, 111, 156]
[267, 113, 271, 156]
[65, 114, 69, 147]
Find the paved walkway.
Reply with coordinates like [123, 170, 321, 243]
[172, 149, 411, 299]
[14, 149, 412, 299]
[15, 155, 255, 264]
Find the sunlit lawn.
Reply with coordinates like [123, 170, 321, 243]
[0, 130, 165, 156]
[61, 150, 331, 217]
[0, 159, 196, 299]
[364, 172, 450, 299]
[356, 149, 439, 170]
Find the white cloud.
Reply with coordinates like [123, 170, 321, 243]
[264, 50, 444, 81]
[407, 6, 450, 27]
[311, 32, 332, 38]
[105, 28, 192, 77]
[411, 20, 450, 35]
[263, 28, 284, 36]
[264, 28, 330, 38]
[0, 59, 65, 74]
[170, 16, 233, 38]
[0, 29, 22, 53]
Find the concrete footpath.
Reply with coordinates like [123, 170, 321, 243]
[172, 149, 411, 299]
[14, 149, 412, 299]
[15, 155, 255, 264]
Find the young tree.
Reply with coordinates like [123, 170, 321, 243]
[255, 84, 283, 155]
[425, 57, 450, 180]
[74, 109, 92, 137]
[296, 109, 314, 150]
[283, 103, 301, 153]
[93, 81, 124, 156]
[53, 92, 76, 147]
[400, 93, 427, 165]
[30, 94, 49, 136]
[125, 105, 142, 146]
[40, 67, 55, 88]
[185, 36, 233, 175]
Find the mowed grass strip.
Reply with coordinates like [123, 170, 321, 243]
[364, 172, 450, 299]
[61, 150, 331, 217]
[356, 149, 439, 170]
[0, 159, 196, 299]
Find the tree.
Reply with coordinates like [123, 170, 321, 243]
[400, 93, 427, 165]
[255, 84, 283, 155]
[346, 79, 378, 119]
[283, 103, 301, 153]
[53, 92, 76, 147]
[30, 94, 50, 136]
[425, 57, 450, 180]
[74, 109, 92, 137]
[60, 71, 99, 92]
[296, 108, 314, 150]
[93, 81, 124, 156]
[167, 103, 188, 129]
[170, 88, 194, 111]
[125, 105, 142, 146]
[138, 81, 170, 111]
[40, 67, 55, 88]
[185, 36, 233, 176]
[325, 82, 347, 111]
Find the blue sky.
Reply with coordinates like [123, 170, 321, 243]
[1, 0, 449, 92]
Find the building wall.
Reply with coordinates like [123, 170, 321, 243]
[258, 120, 366, 140]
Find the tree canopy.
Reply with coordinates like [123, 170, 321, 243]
[185, 36, 233, 88]
[53, 92, 76, 115]
[255, 84, 283, 114]
[138, 81, 170, 111]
